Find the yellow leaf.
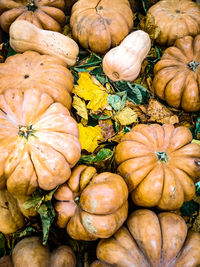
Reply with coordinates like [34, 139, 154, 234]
[72, 95, 88, 121]
[138, 13, 161, 40]
[73, 72, 109, 112]
[114, 107, 138, 125]
[78, 123, 103, 153]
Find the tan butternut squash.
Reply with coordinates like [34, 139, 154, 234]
[9, 20, 79, 67]
[102, 30, 151, 82]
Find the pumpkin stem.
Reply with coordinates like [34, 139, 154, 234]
[18, 125, 35, 139]
[188, 60, 200, 71]
[26, 0, 37, 12]
[156, 151, 169, 163]
[74, 196, 80, 204]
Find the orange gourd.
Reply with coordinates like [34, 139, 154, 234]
[115, 123, 200, 210]
[54, 165, 128, 240]
[0, 0, 66, 33]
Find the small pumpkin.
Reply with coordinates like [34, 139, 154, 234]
[115, 123, 200, 210]
[9, 20, 79, 67]
[0, 51, 74, 109]
[94, 209, 200, 267]
[0, 0, 66, 33]
[147, 0, 200, 46]
[102, 30, 151, 82]
[70, 0, 134, 54]
[153, 34, 200, 112]
[0, 88, 81, 199]
[0, 236, 76, 267]
[54, 165, 128, 240]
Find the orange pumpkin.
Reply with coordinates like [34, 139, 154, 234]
[94, 209, 200, 267]
[70, 0, 133, 54]
[148, 0, 200, 46]
[54, 165, 128, 240]
[0, 88, 81, 200]
[153, 34, 200, 112]
[0, 236, 76, 267]
[0, 0, 66, 33]
[115, 123, 200, 210]
[0, 51, 73, 110]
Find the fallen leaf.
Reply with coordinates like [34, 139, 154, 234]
[72, 95, 88, 121]
[98, 119, 116, 141]
[147, 99, 179, 124]
[138, 13, 161, 40]
[108, 130, 126, 143]
[78, 123, 103, 153]
[73, 72, 109, 112]
[114, 107, 138, 126]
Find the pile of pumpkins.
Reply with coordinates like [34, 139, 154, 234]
[0, 0, 199, 266]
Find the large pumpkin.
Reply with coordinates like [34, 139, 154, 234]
[153, 34, 200, 112]
[54, 165, 128, 240]
[0, 88, 81, 200]
[147, 0, 200, 46]
[0, 0, 66, 33]
[93, 209, 200, 267]
[0, 236, 76, 267]
[115, 123, 200, 210]
[0, 51, 74, 109]
[70, 0, 134, 54]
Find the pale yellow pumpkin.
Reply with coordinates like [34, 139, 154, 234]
[9, 20, 79, 67]
[103, 30, 151, 82]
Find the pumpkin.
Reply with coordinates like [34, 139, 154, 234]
[102, 30, 151, 82]
[0, 88, 81, 200]
[70, 0, 134, 54]
[0, 236, 76, 267]
[54, 165, 128, 240]
[153, 34, 200, 112]
[94, 209, 200, 267]
[147, 0, 200, 46]
[0, 189, 25, 234]
[0, 51, 74, 109]
[0, 0, 66, 33]
[115, 123, 200, 210]
[9, 20, 79, 67]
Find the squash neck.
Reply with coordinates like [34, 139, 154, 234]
[188, 60, 200, 72]
[18, 125, 35, 139]
[26, 1, 38, 12]
[156, 151, 169, 163]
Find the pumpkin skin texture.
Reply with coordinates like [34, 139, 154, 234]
[0, 189, 25, 234]
[147, 0, 200, 46]
[95, 210, 200, 267]
[0, 88, 81, 199]
[0, 236, 76, 267]
[115, 124, 200, 210]
[0, 0, 66, 33]
[9, 20, 79, 67]
[153, 34, 200, 112]
[102, 30, 151, 82]
[70, 0, 134, 54]
[54, 165, 129, 240]
[0, 51, 74, 109]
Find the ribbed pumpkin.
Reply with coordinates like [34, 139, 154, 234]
[153, 34, 200, 112]
[0, 236, 76, 267]
[0, 0, 66, 33]
[147, 0, 200, 46]
[54, 165, 128, 240]
[0, 51, 74, 109]
[0, 88, 81, 200]
[93, 210, 200, 267]
[70, 0, 133, 54]
[115, 123, 200, 210]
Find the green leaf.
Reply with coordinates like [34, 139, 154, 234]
[18, 226, 39, 239]
[7, 46, 17, 57]
[79, 148, 113, 164]
[74, 53, 102, 69]
[196, 181, 200, 195]
[140, 0, 148, 13]
[180, 200, 199, 217]
[38, 201, 55, 245]
[0, 233, 6, 257]
[108, 92, 127, 111]
[110, 80, 150, 105]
